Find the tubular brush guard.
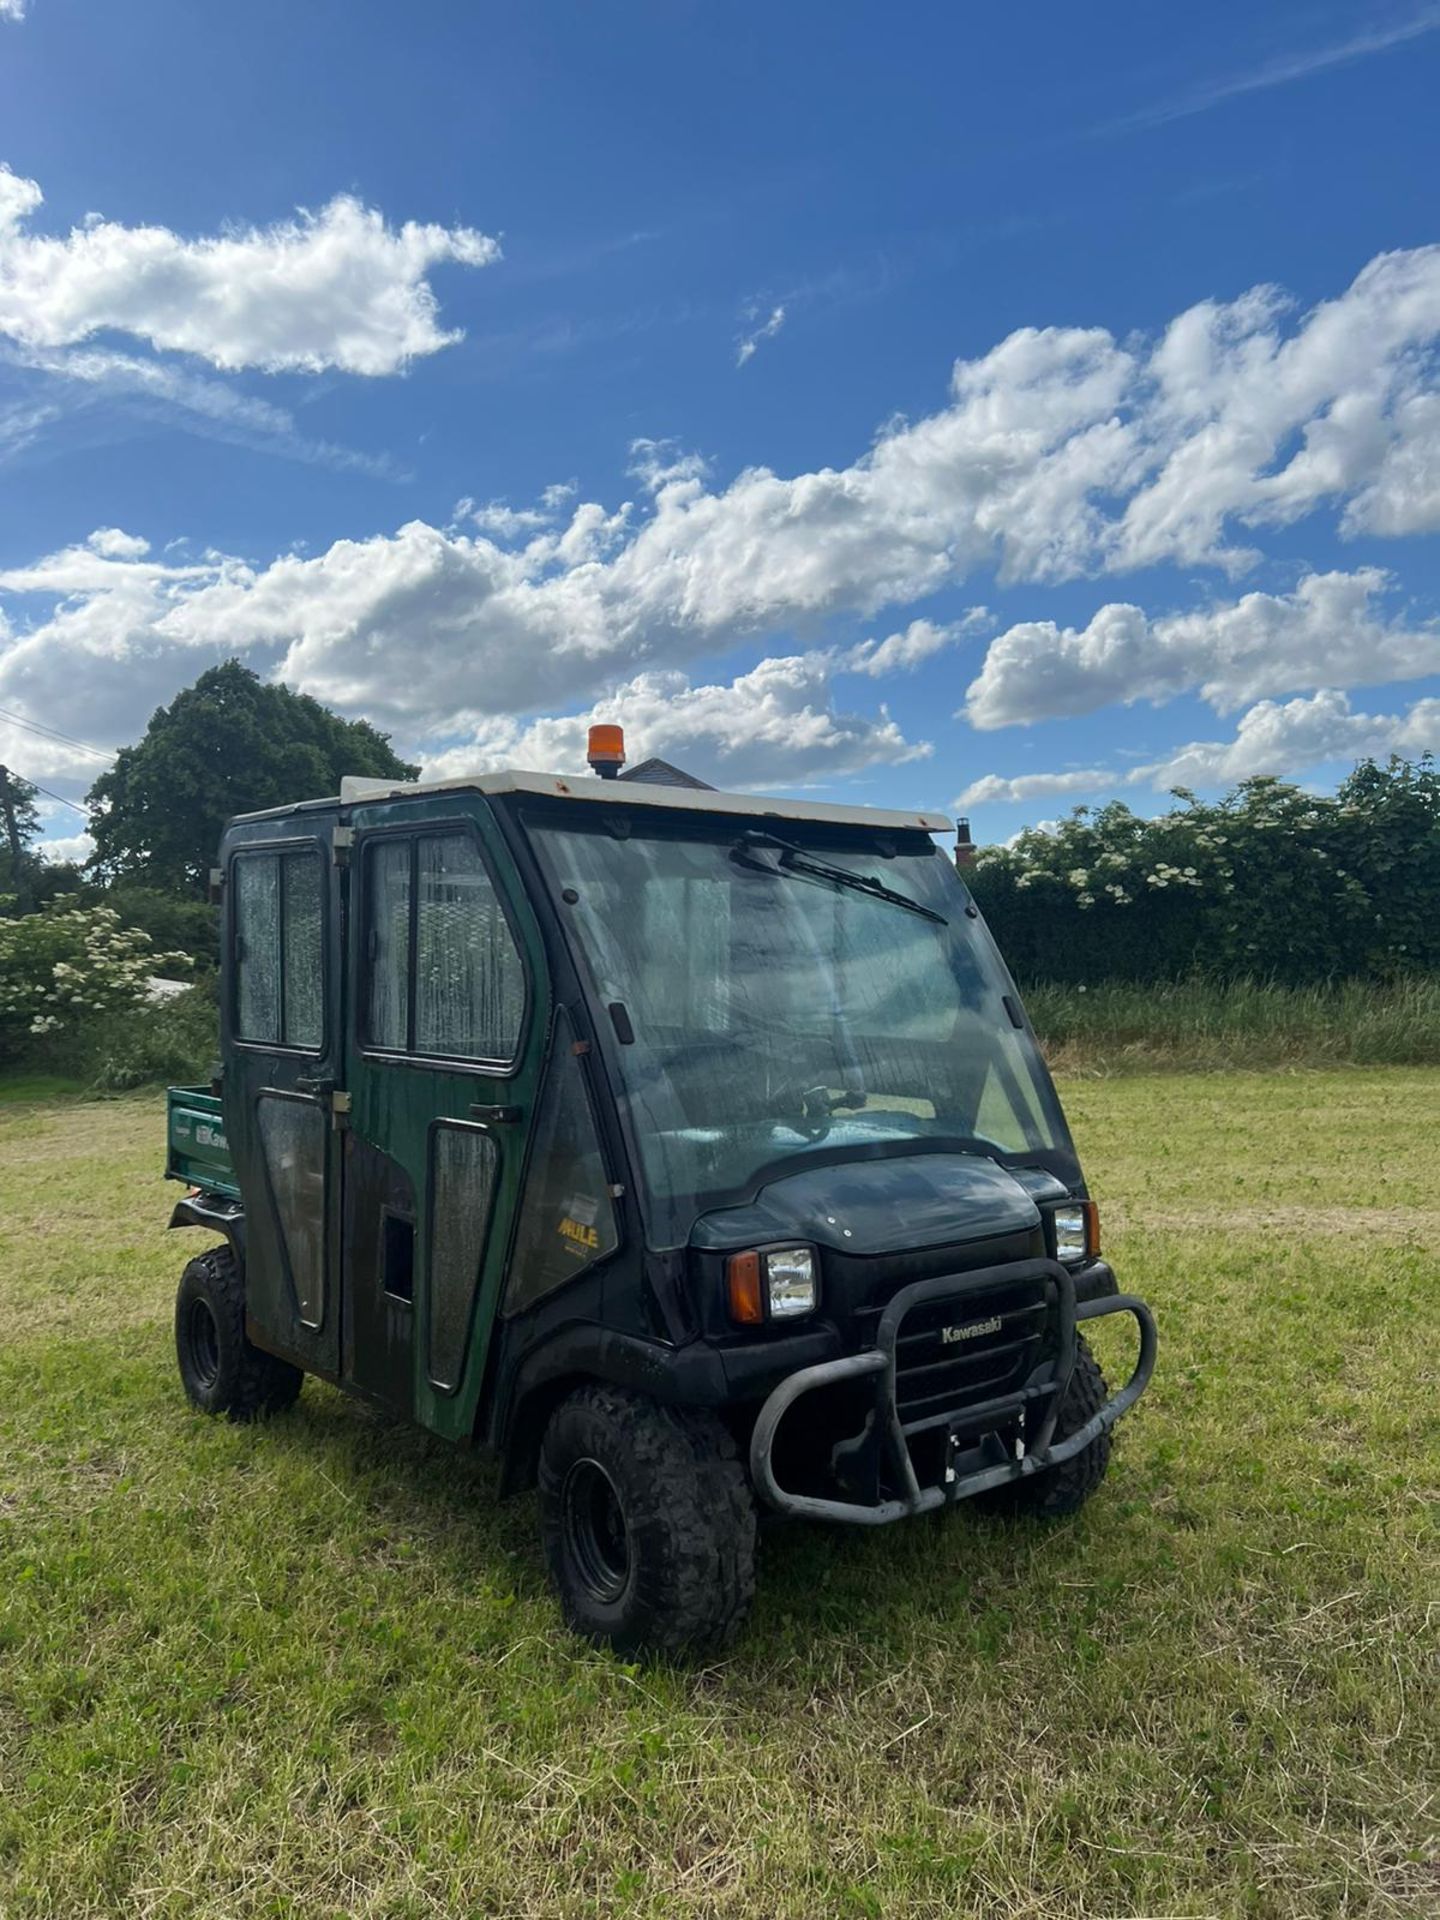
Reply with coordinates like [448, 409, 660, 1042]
[748, 1258, 1157, 1525]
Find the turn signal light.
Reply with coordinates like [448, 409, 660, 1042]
[726, 1246, 820, 1324]
[727, 1250, 764, 1325]
[1084, 1200, 1101, 1259]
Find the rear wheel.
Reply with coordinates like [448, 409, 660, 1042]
[175, 1246, 303, 1422]
[973, 1333, 1111, 1518]
[538, 1385, 757, 1657]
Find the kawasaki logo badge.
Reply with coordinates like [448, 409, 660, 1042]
[939, 1314, 1002, 1345]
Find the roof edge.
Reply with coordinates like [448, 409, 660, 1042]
[334, 769, 950, 833]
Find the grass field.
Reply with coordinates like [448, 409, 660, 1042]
[1, 1073, 1436, 1918]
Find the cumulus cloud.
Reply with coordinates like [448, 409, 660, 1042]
[38, 832, 95, 866]
[5, 245, 1440, 773]
[0, 164, 499, 374]
[957, 689, 1440, 808]
[843, 615, 987, 678]
[0, 533, 247, 765]
[420, 652, 927, 791]
[85, 527, 150, 561]
[964, 570, 1440, 728]
[736, 303, 786, 367]
[0, 0, 26, 22]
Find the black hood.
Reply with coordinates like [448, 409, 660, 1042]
[690, 1150, 1056, 1258]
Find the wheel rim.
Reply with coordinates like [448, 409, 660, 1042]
[561, 1457, 631, 1604]
[187, 1296, 221, 1388]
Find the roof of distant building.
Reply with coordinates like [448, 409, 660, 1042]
[618, 756, 715, 790]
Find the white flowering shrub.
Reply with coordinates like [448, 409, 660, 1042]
[967, 758, 1439, 985]
[0, 904, 191, 1064]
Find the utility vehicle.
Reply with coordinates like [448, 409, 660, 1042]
[166, 728, 1156, 1654]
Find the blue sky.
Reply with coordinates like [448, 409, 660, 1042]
[1, 0, 1437, 857]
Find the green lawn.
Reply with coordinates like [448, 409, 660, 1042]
[1, 1073, 1436, 1918]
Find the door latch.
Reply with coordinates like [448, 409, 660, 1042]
[468, 1103, 522, 1125]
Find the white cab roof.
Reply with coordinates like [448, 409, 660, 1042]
[339, 768, 951, 834]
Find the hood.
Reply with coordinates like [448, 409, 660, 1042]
[690, 1150, 1049, 1258]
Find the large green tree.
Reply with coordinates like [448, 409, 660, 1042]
[87, 662, 419, 892]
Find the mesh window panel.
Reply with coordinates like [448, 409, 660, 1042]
[282, 852, 324, 1049]
[367, 840, 411, 1049]
[257, 1094, 327, 1329]
[427, 1125, 500, 1389]
[415, 836, 524, 1059]
[505, 1010, 617, 1315]
[234, 855, 280, 1043]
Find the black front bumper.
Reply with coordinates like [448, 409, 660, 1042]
[748, 1258, 1156, 1525]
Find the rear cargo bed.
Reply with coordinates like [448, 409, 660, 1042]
[166, 1086, 239, 1199]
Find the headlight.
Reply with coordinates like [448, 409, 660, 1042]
[1052, 1202, 1098, 1265]
[764, 1246, 818, 1318]
[726, 1245, 819, 1323]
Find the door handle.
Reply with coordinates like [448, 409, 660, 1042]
[468, 1103, 522, 1124]
[296, 1074, 335, 1098]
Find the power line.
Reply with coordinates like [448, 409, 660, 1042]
[0, 703, 115, 762]
[6, 774, 89, 817]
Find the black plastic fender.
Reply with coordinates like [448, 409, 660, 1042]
[168, 1193, 246, 1262]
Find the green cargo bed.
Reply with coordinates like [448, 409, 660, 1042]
[166, 1086, 239, 1199]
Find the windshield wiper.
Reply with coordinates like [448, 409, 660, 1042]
[730, 830, 947, 925]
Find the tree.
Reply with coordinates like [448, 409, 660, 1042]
[87, 662, 419, 892]
[0, 765, 42, 914]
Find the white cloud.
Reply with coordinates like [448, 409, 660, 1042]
[85, 526, 150, 561]
[736, 303, 786, 367]
[0, 1, 26, 23]
[0, 164, 499, 374]
[843, 615, 986, 678]
[464, 499, 556, 540]
[5, 246, 1440, 762]
[1148, 689, 1440, 790]
[38, 832, 94, 866]
[421, 651, 927, 791]
[964, 570, 1440, 728]
[957, 689, 1440, 808]
[958, 766, 1114, 807]
[0, 535, 245, 765]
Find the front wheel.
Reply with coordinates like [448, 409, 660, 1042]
[175, 1246, 303, 1422]
[537, 1386, 757, 1657]
[973, 1333, 1112, 1518]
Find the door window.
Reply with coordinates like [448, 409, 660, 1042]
[234, 847, 325, 1049]
[505, 1009, 618, 1315]
[363, 831, 525, 1061]
[367, 839, 411, 1050]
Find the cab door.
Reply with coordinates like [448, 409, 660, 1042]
[221, 821, 343, 1377]
[341, 797, 548, 1440]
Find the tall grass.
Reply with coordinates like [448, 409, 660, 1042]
[1026, 974, 1440, 1073]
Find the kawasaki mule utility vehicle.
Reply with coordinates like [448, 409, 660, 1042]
[167, 729, 1156, 1655]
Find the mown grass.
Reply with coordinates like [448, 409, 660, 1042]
[1027, 976, 1440, 1074]
[1, 1074, 1436, 1918]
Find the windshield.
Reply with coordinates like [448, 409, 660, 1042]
[525, 809, 1078, 1246]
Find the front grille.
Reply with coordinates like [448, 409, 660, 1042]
[853, 1269, 1051, 1434]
